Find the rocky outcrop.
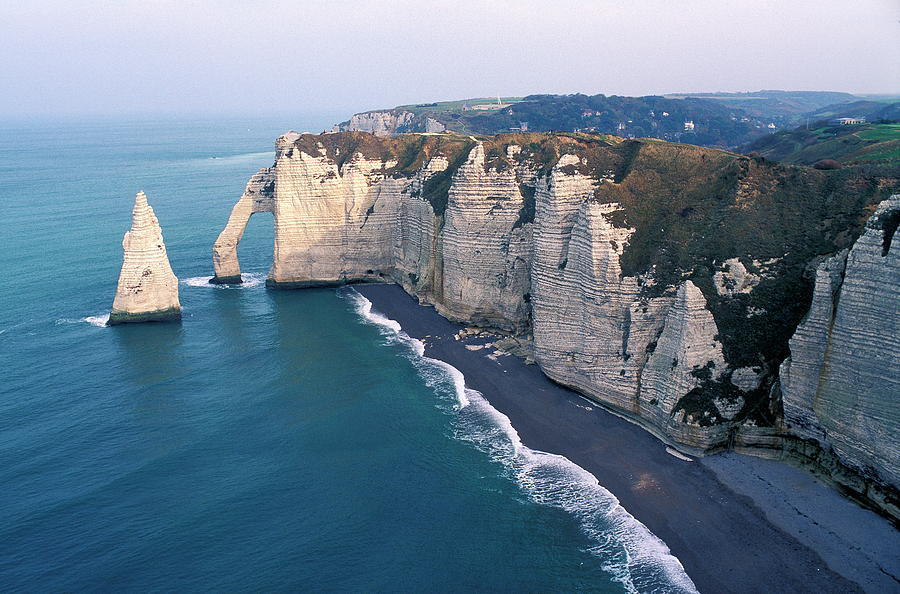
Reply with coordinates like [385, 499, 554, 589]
[781, 197, 900, 492]
[109, 191, 181, 325]
[639, 281, 731, 446]
[213, 132, 899, 512]
[713, 257, 760, 296]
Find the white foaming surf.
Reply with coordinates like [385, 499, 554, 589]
[345, 288, 697, 593]
[55, 313, 110, 327]
[348, 289, 470, 408]
[84, 314, 110, 327]
[181, 272, 266, 289]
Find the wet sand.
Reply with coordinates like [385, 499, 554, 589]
[356, 283, 900, 594]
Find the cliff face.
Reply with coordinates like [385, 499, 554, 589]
[213, 131, 899, 505]
[109, 191, 181, 325]
[332, 110, 446, 136]
[780, 197, 900, 493]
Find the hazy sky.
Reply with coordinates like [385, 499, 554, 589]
[2, 0, 898, 117]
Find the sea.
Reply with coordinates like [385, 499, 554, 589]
[0, 116, 695, 592]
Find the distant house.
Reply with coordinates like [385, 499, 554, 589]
[836, 117, 866, 125]
[684, 120, 695, 132]
[767, 123, 776, 129]
[616, 122, 627, 132]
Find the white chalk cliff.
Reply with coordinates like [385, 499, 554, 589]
[780, 197, 900, 493]
[332, 110, 446, 136]
[212, 132, 900, 517]
[109, 191, 181, 325]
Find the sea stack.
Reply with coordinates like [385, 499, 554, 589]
[108, 191, 181, 325]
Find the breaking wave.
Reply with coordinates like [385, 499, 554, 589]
[344, 288, 697, 593]
[55, 313, 110, 327]
[84, 314, 110, 327]
[181, 272, 266, 289]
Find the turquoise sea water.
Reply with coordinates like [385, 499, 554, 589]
[0, 117, 693, 592]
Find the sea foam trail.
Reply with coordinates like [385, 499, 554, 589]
[55, 314, 110, 327]
[344, 288, 697, 594]
[181, 272, 266, 289]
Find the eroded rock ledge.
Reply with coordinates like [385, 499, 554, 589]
[213, 131, 899, 519]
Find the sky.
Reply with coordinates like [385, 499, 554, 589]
[1, 0, 898, 118]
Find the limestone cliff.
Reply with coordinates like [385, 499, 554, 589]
[332, 110, 446, 136]
[213, 131, 899, 511]
[109, 191, 181, 325]
[780, 197, 900, 503]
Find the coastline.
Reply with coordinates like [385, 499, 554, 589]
[355, 283, 900, 594]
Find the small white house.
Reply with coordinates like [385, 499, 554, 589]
[684, 120, 695, 131]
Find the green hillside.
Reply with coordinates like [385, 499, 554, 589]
[743, 122, 900, 166]
[664, 90, 859, 121]
[340, 91, 886, 150]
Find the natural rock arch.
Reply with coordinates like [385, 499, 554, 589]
[211, 167, 275, 283]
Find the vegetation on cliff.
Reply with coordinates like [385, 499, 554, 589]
[592, 142, 897, 371]
[288, 131, 476, 216]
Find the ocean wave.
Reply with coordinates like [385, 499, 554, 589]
[346, 289, 470, 408]
[55, 313, 110, 327]
[181, 272, 266, 289]
[84, 314, 110, 327]
[344, 287, 697, 593]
